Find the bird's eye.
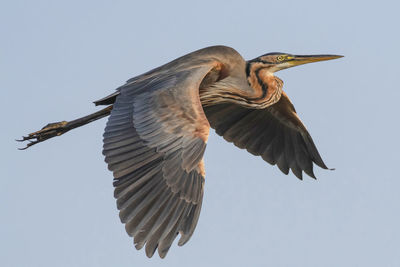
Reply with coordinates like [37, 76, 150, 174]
[277, 55, 285, 61]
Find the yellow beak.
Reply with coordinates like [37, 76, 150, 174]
[290, 54, 344, 66]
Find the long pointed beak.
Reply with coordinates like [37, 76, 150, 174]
[290, 54, 343, 67]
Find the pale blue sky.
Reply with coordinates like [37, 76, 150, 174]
[1, 0, 400, 266]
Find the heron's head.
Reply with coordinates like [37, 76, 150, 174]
[249, 53, 343, 73]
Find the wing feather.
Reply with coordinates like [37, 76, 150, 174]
[204, 91, 329, 179]
[103, 59, 225, 257]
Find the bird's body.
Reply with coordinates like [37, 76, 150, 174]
[19, 46, 342, 258]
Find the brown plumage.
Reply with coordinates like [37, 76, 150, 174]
[18, 45, 342, 258]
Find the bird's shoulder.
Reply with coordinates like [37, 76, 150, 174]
[126, 46, 245, 84]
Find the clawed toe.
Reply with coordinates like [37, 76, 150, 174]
[17, 121, 69, 149]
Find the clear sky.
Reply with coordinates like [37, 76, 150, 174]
[1, 0, 399, 266]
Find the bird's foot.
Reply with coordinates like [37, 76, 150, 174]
[17, 121, 69, 150]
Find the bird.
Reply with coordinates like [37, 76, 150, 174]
[18, 45, 342, 258]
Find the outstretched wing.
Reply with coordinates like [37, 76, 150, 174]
[203, 91, 329, 179]
[103, 60, 225, 258]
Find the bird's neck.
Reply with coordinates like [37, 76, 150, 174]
[199, 63, 283, 109]
[246, 62, 283, 108]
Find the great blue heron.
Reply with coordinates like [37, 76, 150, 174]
[18, 46, 342, 258]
